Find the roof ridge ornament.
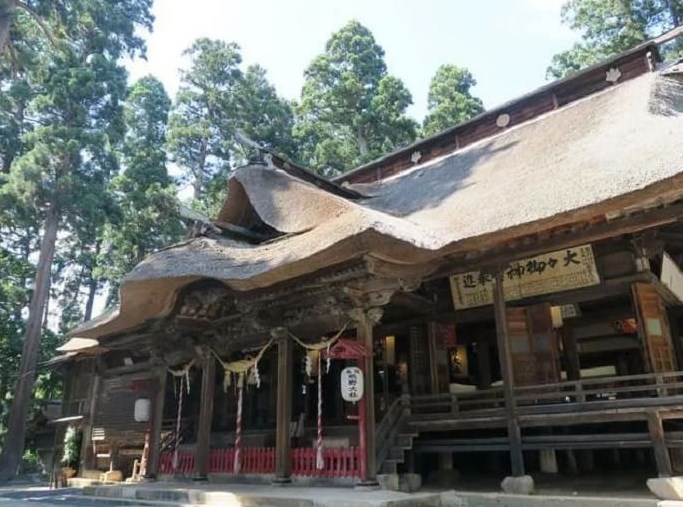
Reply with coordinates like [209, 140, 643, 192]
[496, 113, 511, 128]
[263, 152, 275, 169]
[606, 67, 622, 84]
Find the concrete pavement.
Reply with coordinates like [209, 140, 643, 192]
[5, 482, 683, 507]
[0, 486, 151, 507]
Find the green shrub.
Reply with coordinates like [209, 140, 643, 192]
[60, 426, 82, 468]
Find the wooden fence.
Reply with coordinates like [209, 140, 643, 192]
[409, 371, 683, 419]
[291, 447, 360, 478]
[159, 450, 194, 475]
[159, 446, 360, 478]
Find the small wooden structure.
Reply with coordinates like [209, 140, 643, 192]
[51, 29, 683, 489]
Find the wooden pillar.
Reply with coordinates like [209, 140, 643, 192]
[647, 410, 673, 477]
[477, 340, 492, 390]
[578, 450, 595, 472]
[561, 326, 581, 381]
[193, 352, 215, 481]
[80, 364, 100, 472]
[356, 309, 381, 485]
[616, 353, 630, 377]
[382, 336, 390, 413]
[273, 327, 293, 483]
[428, 324, 440, 395]
[539, 449, 558, 474]
[144, 367, 167, 479]
[492, 270, 525, 477]
[439, 452, 454, 470]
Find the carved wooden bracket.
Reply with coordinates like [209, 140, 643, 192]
[178, 286, 235, 320]
[344, 286, 395, 308]
[270, 326, 288, 342]
[347, 307, 383, 325]
[398, 277, 422, 292]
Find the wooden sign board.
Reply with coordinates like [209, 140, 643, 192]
[449, 244, 600, 310]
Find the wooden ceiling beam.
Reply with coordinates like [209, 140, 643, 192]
[390, 291, 436, 315]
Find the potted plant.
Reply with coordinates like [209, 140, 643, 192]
[60, 426, 82, 479]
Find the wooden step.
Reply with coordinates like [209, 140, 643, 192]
[387, 447, 406, 460]
[395, 435, 415, 448]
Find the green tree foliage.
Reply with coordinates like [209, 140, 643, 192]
[235, 65, 297, 160]
[99, 75, 184, 304]
[295, 20, 417, 176]
[167, 39, 295, 213]
[548, 0, 683, 78]
[0, 0, 57, 61]
[167, 38, 241, 208]
[0, 0, 153, 481]
[422, 64, 484, 137]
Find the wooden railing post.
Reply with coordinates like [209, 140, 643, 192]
[401, 393, 411, 417]
[575, 383, 586, 403]
[450, 393, 459, 415]
[656, 374, 668, 397]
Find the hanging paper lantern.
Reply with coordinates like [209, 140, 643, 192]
[134, 398, 151, 422]
[304, 354, 312, 377]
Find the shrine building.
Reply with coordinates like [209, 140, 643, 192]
[51, 27, 683, 495]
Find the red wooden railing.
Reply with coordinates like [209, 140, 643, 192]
[291, 447, 360, 478]
[159, 450, 195, 474]
[209, 447, 275, 473]
[159, 446, 359, 478]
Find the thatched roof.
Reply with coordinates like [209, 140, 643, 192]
[71, 69, 683, 340]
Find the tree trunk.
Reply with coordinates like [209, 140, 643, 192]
[0, 1, 16, 56]
[83, 241, 101, 322]
[84, 277, 97, 322]
[2, 95, 25, 174]
[0, 205, 59, 483]
[666, 0, 681, 27]
[194, 137, 208, 201]
[357, 125, 369, 158]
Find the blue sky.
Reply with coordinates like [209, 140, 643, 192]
[128, 0, 579, 122]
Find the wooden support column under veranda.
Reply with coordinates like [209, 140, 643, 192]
[647, 410, 673, 477]
[144, 366, 167, 479]
[193, 351, 216, 481]
[273, 327, 293, 483]
[492, 270, 525, 477]
[561, 325, 581, 381]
